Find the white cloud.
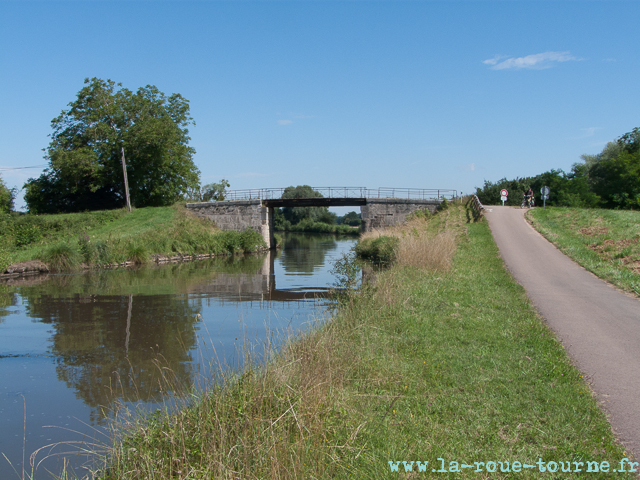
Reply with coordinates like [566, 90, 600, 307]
[484, 51, 582, 70]
[277, 119, 293, 126]
[482, 55, 508, 66]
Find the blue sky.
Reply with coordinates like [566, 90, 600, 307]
[1, 0, 639, 211]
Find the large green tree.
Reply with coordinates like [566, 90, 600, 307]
[0, 174, 16, 213]
[24, 78, 200, 213]
[202, 179, 230, 201]
[281, 185, 331, 224]
[589, 129, 640, 209]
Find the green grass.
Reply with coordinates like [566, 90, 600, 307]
[71, 204, 632, 479]
[528, 207, 640, 296]
[0, 205, 266, 272]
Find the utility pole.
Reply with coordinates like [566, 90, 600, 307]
[109, 115, 131, 212]
[120, 146, 131, 212]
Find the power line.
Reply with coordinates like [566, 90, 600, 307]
[0, 165, 47, 171]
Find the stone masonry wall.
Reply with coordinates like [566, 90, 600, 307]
[186, 200, 275, 249]
[361, 199, 441, 232]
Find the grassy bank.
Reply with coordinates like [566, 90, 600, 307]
[0, 205, 266, 272]
[71, 203, 632, 479]
[528, 207, 640, 297]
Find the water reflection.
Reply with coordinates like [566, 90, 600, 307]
[44, 294, 200, 424]
[0, 232, 356, 478]
[280, 234, 338, 274]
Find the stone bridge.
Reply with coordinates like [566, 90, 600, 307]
[186, 187, 456, 249]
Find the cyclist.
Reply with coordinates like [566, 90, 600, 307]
[524, 187, 534, 208]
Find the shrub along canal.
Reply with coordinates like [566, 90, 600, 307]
[0, 232, 357, 479]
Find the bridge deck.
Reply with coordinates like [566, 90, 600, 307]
[263, 198, 367, 207]
[221, 187, 457, 202]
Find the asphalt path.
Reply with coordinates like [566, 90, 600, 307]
[486, 206, 640, 459]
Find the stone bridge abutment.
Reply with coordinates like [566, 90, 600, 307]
[360, 198, 441, 232]
[186, 199, 275, 248]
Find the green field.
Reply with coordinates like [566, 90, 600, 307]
[528, 207, 640, 297]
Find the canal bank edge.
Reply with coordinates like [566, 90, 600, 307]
[0, 248, 275, 281]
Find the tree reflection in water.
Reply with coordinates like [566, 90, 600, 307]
[36, 293, 199, 423]
[9, 256, 268, 423]
[0, 233, 358, 478]
[279, 233, 342, 274]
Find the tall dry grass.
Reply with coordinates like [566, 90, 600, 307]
[359, 213, 458, 271]
[396, 231, 456, 271]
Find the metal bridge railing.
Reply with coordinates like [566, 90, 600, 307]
[221, 187, 457, 201]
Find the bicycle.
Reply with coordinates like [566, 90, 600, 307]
[521, 194, 534, 209]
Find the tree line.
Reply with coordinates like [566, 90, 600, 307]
[476, 127, 640, 209]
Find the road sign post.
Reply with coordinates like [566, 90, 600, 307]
[500, 189, 508, 206]
[541, 186, 550, 210]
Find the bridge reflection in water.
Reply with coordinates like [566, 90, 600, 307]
[186, 249, 332, 304]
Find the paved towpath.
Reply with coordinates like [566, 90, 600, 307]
[485, 206, 640, 459]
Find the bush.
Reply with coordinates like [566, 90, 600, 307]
[215, 229, 265, 254]
[14, 224, 42, 247]
[355, 236, 399, 264]
[220, 231, 243, 253]
[240, 228, 266, 252]
[330, 250, 361, 296]
[0, 248, 12, 273]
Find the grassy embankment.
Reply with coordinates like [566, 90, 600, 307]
[0, 205, 266, 272]
[67, 202, 632, 480]
[528, 207, 640, 297]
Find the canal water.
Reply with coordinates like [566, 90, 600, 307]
[0, 233, 357, 479]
